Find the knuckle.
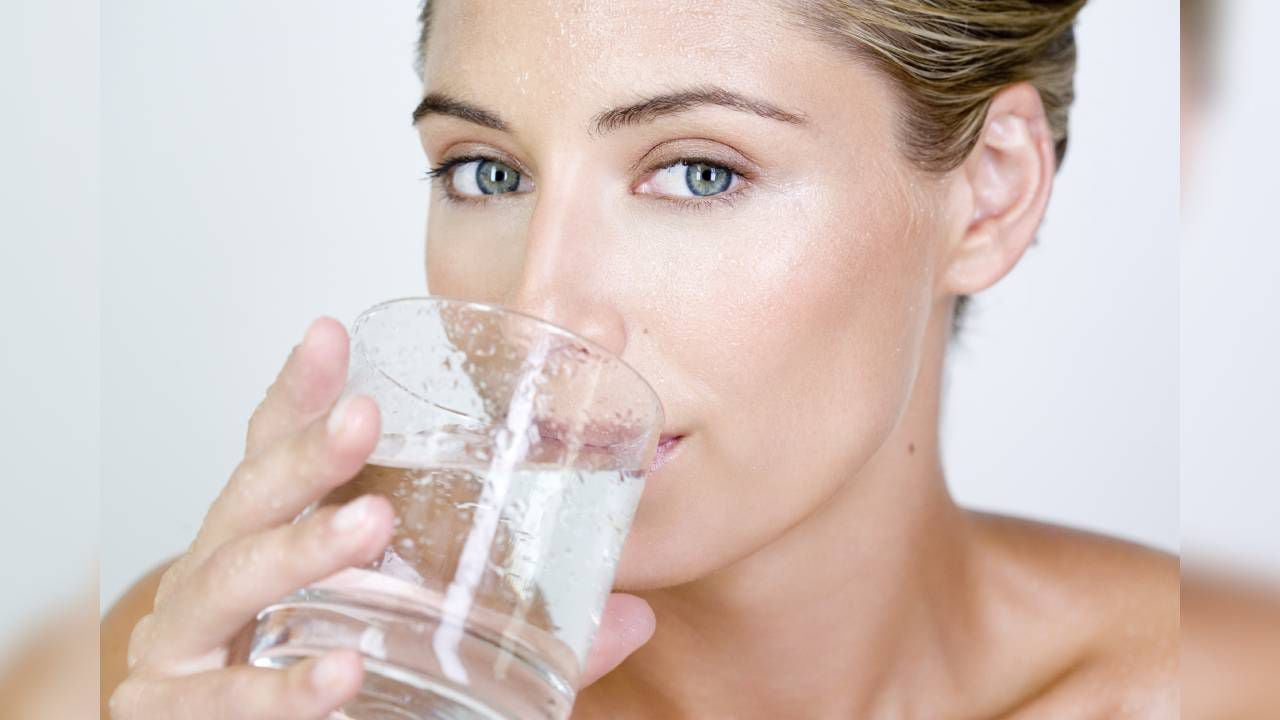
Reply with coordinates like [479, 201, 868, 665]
[245, 411, 273, 456]
[248, 383, 272, 421]
[225, 455, 264, 508]
[152, 555, 190, 607]
[108, 677, 143, 719]
[296, 510, 335, 560]
[203, 538, 251, 590]
[246, 379, 288, 453]
[205, 532, 283, 602]
[126, 614, 155, 669]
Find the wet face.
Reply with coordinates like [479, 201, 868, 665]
[417, 0, 955, 590]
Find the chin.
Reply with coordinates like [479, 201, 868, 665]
[608, 518, 722, 592]
[607, 439, 767, 592]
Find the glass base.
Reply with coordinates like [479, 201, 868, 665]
[247, 587, 577, 720]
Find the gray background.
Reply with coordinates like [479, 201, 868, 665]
[95, 0, 1181, 611]
[1, 0, 99, 643]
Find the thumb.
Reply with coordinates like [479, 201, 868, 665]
[579, 593, 656, 688]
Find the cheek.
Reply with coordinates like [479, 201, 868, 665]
[425, 199, 529, 301]
[802, 186, 937, 443]
[674, 176, 935, 457]
[616, 173, 939, 589]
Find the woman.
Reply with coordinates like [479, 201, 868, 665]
[103, 1, 1178, 717]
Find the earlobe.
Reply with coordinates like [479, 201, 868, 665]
[943, 83, 1056, 298]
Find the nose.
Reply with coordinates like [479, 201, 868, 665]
[502, 174, 628, 359]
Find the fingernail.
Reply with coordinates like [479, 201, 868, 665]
[332, 495, 372, 532]
[326, 394, 356, 437]
[310, 652, 350, 692]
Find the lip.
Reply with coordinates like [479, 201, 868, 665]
[648, 434, 684, 476]
[531, 418, 685, 471]
[534, 418, 653, 450]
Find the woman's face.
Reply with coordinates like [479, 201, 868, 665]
[418, 0, 955, 590]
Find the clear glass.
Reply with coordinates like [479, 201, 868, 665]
[243, 297, 664, 720]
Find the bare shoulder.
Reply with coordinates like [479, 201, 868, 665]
[1181, 567, 1280, 717]
[968, 513, 1178, 719]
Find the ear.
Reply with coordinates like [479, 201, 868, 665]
[942, 82, 1057, 297]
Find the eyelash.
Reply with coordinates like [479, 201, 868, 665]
[422, 154, 499, 208]
[421, 154, 751, 210]
[424, 154, 486, 181]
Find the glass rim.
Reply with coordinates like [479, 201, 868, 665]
[350, 294, 665, 430]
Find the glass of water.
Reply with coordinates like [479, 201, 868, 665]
[244, 296, 664, 719]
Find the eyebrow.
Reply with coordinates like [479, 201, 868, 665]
[410, 85, 807, 135]
[411, 92, 507, 131]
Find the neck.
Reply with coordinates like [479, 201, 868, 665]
[587, 312, 979, 717]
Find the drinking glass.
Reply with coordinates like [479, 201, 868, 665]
[244, 296, 664, 719]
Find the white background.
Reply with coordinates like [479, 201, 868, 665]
[1181, 0, 1280, 575]
[93, 0, 1182, 611]
[1, 0, 99, 643]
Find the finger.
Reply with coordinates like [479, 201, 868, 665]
[110, 649, 363, 720]
[143, 495, 394, 669]
[245, 317, 349, 458]
[193, 394, 380, 562]
[579, 593, 656, 688]
[126, 613, 155, 671]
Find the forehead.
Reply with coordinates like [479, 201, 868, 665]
[420, 0, 862, 126]
[425, 0, 785, 68]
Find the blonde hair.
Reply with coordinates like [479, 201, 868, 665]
[790, 0, 1087, 172]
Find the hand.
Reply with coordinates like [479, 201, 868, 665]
[109, 318, 655, 719]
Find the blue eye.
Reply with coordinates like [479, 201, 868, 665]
[474, 159, 520, 194]
[684, 162, 733, 196]
[639, 160, 740, 200]
[431, 157, 531, 198]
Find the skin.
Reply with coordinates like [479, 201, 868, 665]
[1181, 568, 1280, 718]
[0, 584, 97, 718]
[102, 1, 1178, 717]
